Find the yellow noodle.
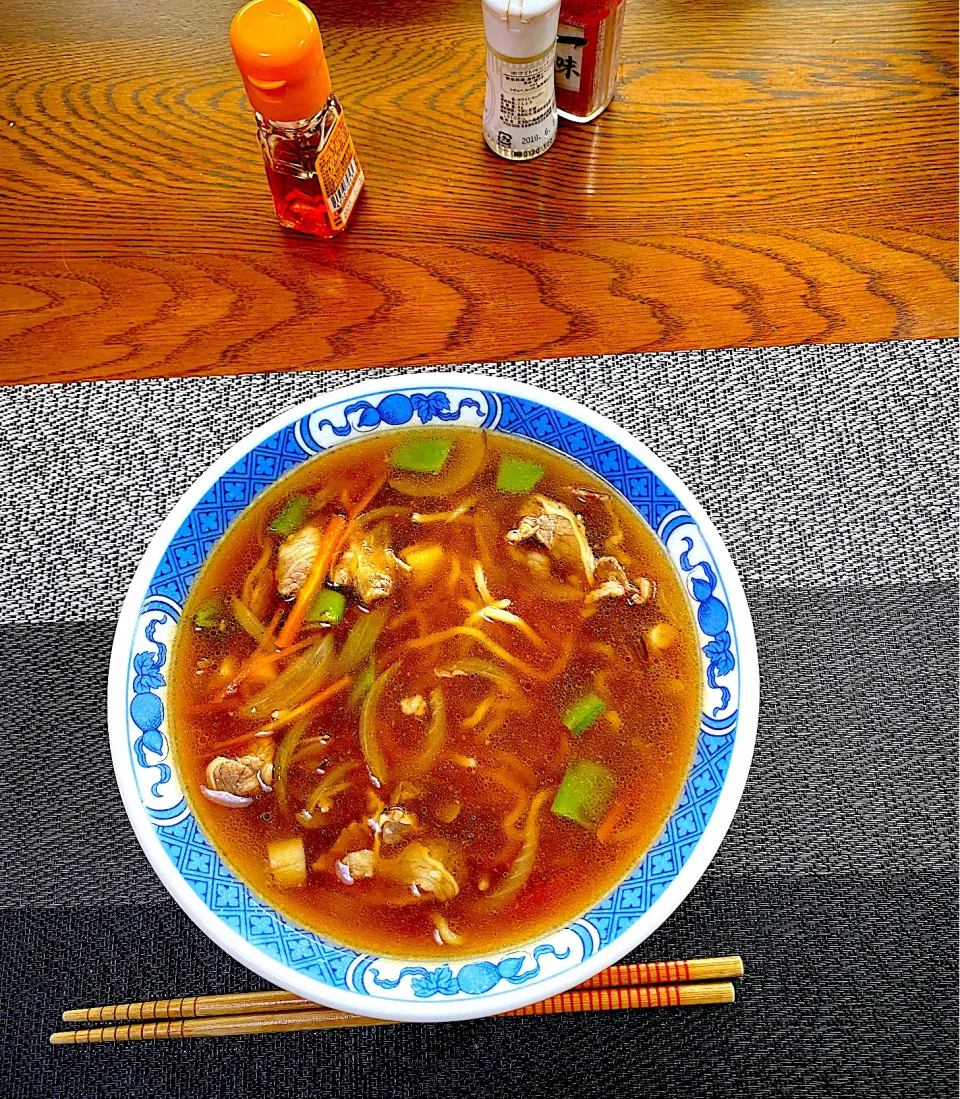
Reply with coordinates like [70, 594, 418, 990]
[470, 605, 547, 650]
[461, 693, 496, 729]
[386, 608, 419, 632]
[502, 796, 530, 840]
[476, 706, 508, 745]
[543, 631, 577, 682]
[484, 767, 532, 840]
[494, 750, 537, 787]
[413, 498, 476, 524]
[471, 512, 497, 574]
[474, 562, 495, 605]
[406, 627, 560, 680]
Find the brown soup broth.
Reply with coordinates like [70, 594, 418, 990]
[170, 428, 701, 957]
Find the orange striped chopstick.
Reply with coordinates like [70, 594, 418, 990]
[578, 956, 742, 989]
[504, 980, 734, 1016]
[61, 956, 743, 1024]
[50, 980, 736, 1043]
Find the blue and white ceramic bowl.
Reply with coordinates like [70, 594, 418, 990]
[109, 373, 758, 1023]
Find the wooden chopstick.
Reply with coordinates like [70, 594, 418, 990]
[50, 981, 736, 1043]
[61, 955, 744, 1024]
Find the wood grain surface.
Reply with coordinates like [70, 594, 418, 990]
[0, 0, 956, 384]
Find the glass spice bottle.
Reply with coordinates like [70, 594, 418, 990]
[482, 0, 562, 161]
[555, 0, 627, 123]
[230, 0, 364, 238]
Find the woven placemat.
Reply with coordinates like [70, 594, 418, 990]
[1, 339, 957, 1098]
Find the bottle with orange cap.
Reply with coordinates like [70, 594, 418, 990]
[230, 0, 364, 238]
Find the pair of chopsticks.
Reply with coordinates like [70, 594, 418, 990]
[50, 955, 743, 1044]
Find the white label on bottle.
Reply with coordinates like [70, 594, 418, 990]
[483, 45, 557, 159]
[555, 24, 586, 93]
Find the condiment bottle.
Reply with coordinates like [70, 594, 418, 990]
[230, 0, 364, 238]
[481, 0, 562, 161]
[555, 0, 627, 122]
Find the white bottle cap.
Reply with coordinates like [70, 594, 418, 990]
[481, 0, 560, 60]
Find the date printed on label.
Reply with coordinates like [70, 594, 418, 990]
[483, 45, 557, 160]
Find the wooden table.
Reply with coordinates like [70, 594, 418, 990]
[1, 0, 956, 384]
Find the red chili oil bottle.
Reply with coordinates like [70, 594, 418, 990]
[555, 0, 627, 123]
[230, 0, 364, 238]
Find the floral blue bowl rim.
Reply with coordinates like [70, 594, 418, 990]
[109, 372, 759, 1023]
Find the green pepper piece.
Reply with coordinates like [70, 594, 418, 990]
[305, 587, 347, 626]
[390, 437, 452, 474]
[269, 494, 310, 536]
[496, 454, 544, 493]
[193, 595, 224, 631]
[563, 693, 607, 737]
[551, 760, 616, 828]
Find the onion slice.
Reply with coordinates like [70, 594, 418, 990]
[200, 786, 253, 808]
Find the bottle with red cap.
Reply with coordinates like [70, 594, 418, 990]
[230, 0, 364, 238]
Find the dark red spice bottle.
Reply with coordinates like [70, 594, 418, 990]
[555, 0, 627, 122]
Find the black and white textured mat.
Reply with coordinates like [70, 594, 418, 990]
[1, 339, 957, 1098]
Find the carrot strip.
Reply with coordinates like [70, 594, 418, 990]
[321, 468, 388, 585]
[254, 675, 351, 734]
[244, 636, 315, 676]
[276, 515, 347, 649]
[596, 789, 635, 845]
[346, 468, 388, 520]
[191, 635, 316, 715]
[207, 607, 283, 704]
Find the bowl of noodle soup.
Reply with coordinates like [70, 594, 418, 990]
[110, 373, 758, 1022]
